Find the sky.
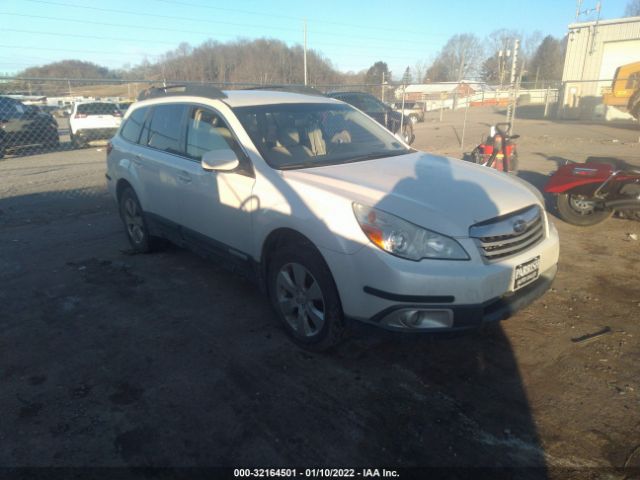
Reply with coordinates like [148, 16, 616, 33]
[0, 0, 632, 79]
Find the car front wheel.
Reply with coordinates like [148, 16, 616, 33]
[268, 244, 345, 350]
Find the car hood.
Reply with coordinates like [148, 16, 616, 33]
[281, 152, 542, 238]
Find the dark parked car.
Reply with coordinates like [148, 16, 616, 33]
[0, 96, 59, 158]
[327, 91, 415, 145]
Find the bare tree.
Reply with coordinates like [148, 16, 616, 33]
[625, 0, 640, 16]
[426, 34, 484, 82]
[412, 60, 428, 84]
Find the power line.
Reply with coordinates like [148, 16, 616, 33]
[150, 0, 451, 38]
[0, 42, 422, 64]
[20, 0, 440, 46]
[21, 0, 303, 33]
[0, 12, 444, 51]
[0, 12, 247, 40]
[0, 44, 163, 58]
[3, 28, 186, 46]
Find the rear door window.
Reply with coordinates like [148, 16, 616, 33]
[120, 107, 148, 144]
[146, 104, 188, 155]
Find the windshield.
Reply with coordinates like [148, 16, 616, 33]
[234, 103, 411, 170]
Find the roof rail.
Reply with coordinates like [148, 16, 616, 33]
[244, 85, 325, 96]
[137, 84, 227, 101]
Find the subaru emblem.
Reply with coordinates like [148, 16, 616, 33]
[513, 219, 527, 234]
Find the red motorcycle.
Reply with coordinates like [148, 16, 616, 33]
[470, 123, 519, 173]
[545, 159, 640, 226]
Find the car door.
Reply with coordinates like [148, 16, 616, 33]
[0, 99, 28, 146]
[177, 105, 256, 259]
[133, 103, 189, 229]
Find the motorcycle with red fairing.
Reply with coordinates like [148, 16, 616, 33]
[545, 159, 640, 226]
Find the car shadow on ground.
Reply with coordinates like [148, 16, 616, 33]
[0, 173, 550, 477]
[1, 142, 79, 160]
[496, 105, 640, 132]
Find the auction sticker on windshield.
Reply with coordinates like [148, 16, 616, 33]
[514, 256, 540, 290]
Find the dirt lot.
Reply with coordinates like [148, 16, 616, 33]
[0, 107, 639, 478]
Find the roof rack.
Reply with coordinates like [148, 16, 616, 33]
[244, 85, 325, 97]
[137, 84, 227, 101]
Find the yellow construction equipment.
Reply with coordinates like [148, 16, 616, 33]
[603, 61, 640, 121]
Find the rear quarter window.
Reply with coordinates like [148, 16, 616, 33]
[120, 107, 148, 144]
[146, 104, 188, 155]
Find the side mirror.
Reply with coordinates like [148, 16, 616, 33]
[201, 149, 240, 172]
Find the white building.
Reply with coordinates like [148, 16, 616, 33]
[560, 15, 640, 119]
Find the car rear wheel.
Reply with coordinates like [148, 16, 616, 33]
[70, 132, 85, 149]
[402, 122, 415, 145]
[119, 187, 154, 253]
[268, 244, 345, 350]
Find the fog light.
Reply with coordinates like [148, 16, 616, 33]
[383, 309, 454, 330]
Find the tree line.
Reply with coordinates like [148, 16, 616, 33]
[14, 32, 566, 92]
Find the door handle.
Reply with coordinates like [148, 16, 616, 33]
[177, 171, 192, 183]
[133, 154, 142, 166]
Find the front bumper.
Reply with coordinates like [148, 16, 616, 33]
[321, 222, 559, 331]
[363, 264, 556, 331]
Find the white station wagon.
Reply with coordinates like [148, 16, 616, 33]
[106, 85, 559, 349]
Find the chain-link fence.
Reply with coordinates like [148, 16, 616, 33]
[1, 76, 637, 160]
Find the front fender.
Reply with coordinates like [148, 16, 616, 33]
[544, 163, 612, 193]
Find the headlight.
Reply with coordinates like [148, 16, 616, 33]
[353, 203, 469, 261]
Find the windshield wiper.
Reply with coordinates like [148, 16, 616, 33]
[276, 150, 410, 170]
[335, 150, 409, 164]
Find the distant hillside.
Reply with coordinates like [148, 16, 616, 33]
[18, 38, 363, 86]
[126, 38, 357, 86]
[18, 60, 119, 79]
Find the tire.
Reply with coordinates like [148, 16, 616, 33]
[470, 147, 484, 165]
[507, 150, 519, 174]
[556, 193, 612, 226]
[70, 132, 85, 149]
[118, 187, 154, 253]
[46, 134, 60, 150]
[267, 244, 345, 351]
[401, 122, 415, 145]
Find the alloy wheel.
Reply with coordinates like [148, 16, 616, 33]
[275, 262, 326, 337]
[123, 197, 145, 245]
[569, 194, 596, 215]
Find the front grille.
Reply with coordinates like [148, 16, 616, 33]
[470, 206, 545, 261]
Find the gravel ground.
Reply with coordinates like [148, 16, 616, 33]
[0, 107, 639, 478]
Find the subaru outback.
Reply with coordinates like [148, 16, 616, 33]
[106, 85, 559, 350]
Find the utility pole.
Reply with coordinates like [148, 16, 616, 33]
[506, 38, 519, 128]
[381, 71, 385, 102]
[303, 19, 308, 86]
[589, 1, 601, 55]
[575, 0, 583, 21]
